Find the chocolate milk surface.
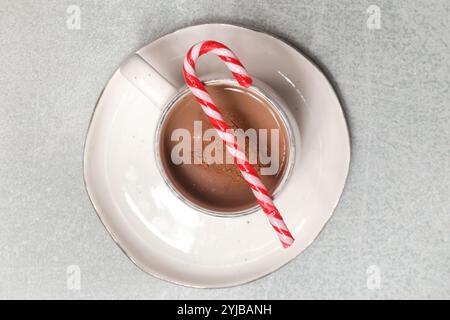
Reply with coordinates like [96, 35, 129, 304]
[159, 83, 289, 213]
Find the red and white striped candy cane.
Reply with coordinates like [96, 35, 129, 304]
[183, 40, 295, 248]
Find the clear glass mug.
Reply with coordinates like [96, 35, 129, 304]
[120, 54, 298, 217]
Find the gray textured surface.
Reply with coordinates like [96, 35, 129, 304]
[0, 0, 449, 299]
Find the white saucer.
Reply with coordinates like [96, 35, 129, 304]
[83, 24, 350, 288]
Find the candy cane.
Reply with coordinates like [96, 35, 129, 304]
[183, 40, 295, 248]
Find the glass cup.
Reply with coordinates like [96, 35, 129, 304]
[120, 54, 297, 217]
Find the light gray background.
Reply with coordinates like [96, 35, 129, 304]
[0, 0, 449, 299]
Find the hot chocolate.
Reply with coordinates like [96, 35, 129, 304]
[158, 82, 289, 213]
